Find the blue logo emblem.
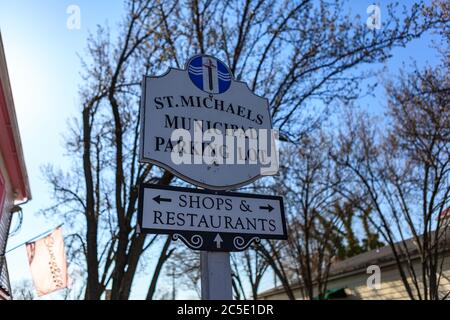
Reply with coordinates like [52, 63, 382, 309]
[188, 55, 232, 94]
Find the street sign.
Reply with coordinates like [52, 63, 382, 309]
[139, 54, 277, 190]
[138, 54, 285, 300]
[138, 184, 286, 252]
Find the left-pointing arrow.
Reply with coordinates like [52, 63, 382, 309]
[213, 234, 223, 249]
[153, 195, 172, 204]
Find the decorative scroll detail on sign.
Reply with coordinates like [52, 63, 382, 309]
[233, 236, 261, 251]
[172, 233, 203, 250]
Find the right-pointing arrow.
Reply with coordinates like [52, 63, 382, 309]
[213, 233, 223, 249]
[259, 204, 274, 212]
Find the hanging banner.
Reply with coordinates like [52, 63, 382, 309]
[26, 227, 68, 297]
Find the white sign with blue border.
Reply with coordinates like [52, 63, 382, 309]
[139, 54, 275, 190]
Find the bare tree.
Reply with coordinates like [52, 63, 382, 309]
[335, 61, 450, 299]
[255, 133, 343, 300]
[12, 280, 35, 300]
[42, 0, 177, 300]
[231, 248, 269, 299]
[252, 132, 384, 300]
[165, 248, 201, 299]
[329, 198, 384, 259]
[41, 0, 446, 299]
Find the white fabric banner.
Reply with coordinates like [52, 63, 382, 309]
[26, 227, 68, 296]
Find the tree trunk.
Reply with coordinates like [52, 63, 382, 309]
[146, 236, 172, 300]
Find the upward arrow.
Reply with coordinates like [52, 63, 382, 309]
[153, 195, 172, 204]
[213, 234, 223, 249]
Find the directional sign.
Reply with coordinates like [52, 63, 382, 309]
[138, 184, 286, 251]
[139, 54, 277, 190]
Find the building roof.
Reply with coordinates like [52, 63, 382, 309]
[259, 230, 450, 298]
[327, 239, 417, 278]
[0, 32, 31, 201]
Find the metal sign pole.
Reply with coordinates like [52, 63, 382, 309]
[201, 251, 232, 300]
[199, 179, 232, 301]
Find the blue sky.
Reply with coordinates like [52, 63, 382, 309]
[0, 0, 125, 299]
[0, 0, 443, 299]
